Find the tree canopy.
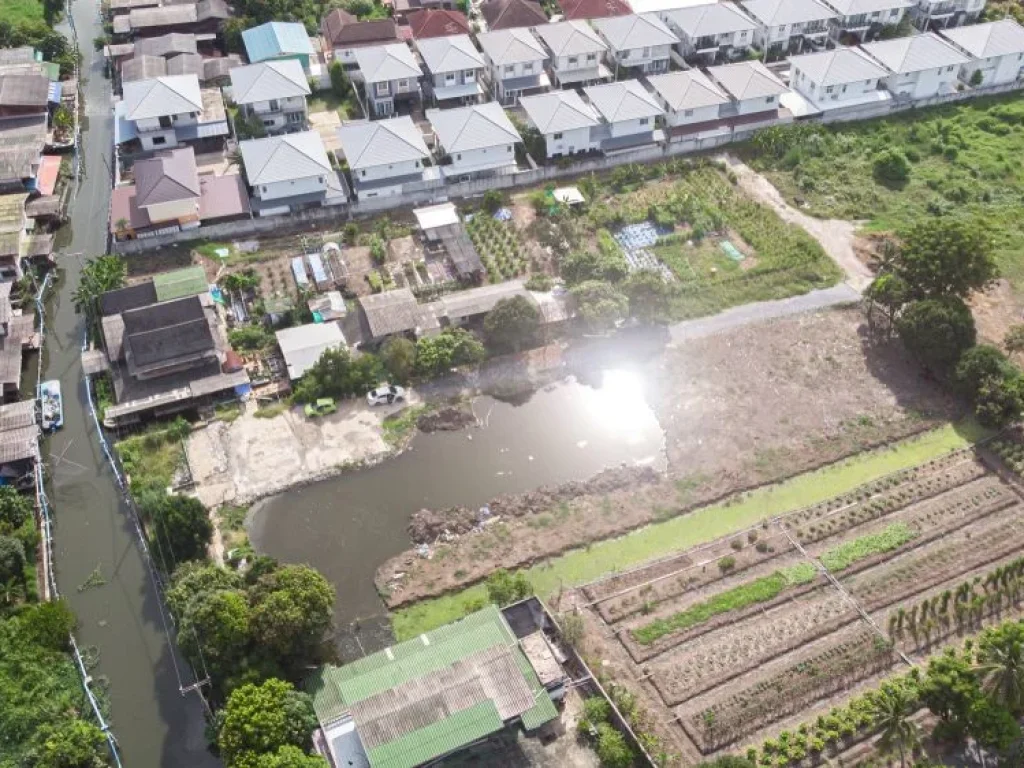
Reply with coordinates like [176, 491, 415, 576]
[414, 329, 485, 377]
[571, 280, 629, 332]
[895, 298, 976, 373]
[148, 494, 213, 565]
[379, 337, 416, 384]
[894, 218, 997, 300]
[71, 256, 126, 318]
[483, 296, 541, 353]
[218, 679, 319, 768]
[291, 348, 383, 403]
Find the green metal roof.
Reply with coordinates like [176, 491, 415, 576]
[153, 266, 208, 302]
[521, 691, 558, 731]
[366, 700, 503, 768]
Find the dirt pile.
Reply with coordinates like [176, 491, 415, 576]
[407, 464, 661, 543]
[417, 406, 476, 433]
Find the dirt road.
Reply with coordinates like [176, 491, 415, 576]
[720, 154, 874, 291]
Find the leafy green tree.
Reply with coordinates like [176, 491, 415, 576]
[379, 337, 416, 384]
[482, 190, 504, 214]
[149, 495, 213, 565]
[623, 270, 675, 324]
[974, 373, 1024, 428]
[415, 329, 485, 377]
[328, 60, 351, 100]
[595, 722, 632, 768]
[966, 697, 1020, 753]
[955, 345, 1014, 399]
[869, 685, 919, 767]
[0, 534, 25, 586]
[921, 649, 980, 738]
[0, 488, 29, 533]
[30, 719, 108, 768]
[559, 248, 628, 286]
[291, 348, 384, 403]
[218, 679, 318, 768]
[19, 599, 75, 650]
[571, 280, 629, 332]
[864, 273, 910, 334]
[179, 589, 251, 674]
[235, 745, 328, 768]
[895, 298, 976, 373]
[483, 295, 541, 353]
[975, 621, 1024, 715]
[485, 569, 532, 606]
[873, 150, 911, 184]
[71, 255, 126, 317]
[167, 562, 243, 619]
[894, 218, 997, 300]
[229, 326, 273, 351]
[249, 565, 334, 664]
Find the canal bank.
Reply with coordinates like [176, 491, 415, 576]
[47, 3, 218, 765]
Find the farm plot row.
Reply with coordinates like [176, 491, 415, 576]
[584, 452, 986, 625]
[622, 476, 1014, 660]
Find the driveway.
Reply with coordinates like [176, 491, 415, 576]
[310, 109, 343, 154]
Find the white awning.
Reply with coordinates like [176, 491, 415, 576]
[414, 202, 459, 232]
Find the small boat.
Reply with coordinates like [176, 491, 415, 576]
[41, 380, 63, 432]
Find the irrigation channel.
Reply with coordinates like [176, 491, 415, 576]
[42, 2, 219, 765]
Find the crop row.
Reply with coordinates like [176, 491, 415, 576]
[987, 435, 1024, 479]
[630, 563, 817, 646]
[682, 630, 895, 753]
[819, 522, 917, 573]
[649, 591, 854, 702]
[784, 455, 987, 544]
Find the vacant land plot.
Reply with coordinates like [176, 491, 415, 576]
[381, 307, 959, 619]
[746, 95, 1024, 292]
[0, 0, 43, 24]
[572, 445, 1024, 765]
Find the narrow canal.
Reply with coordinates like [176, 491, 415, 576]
[47, 3, 219, 765]
[250, 366, 666, 655]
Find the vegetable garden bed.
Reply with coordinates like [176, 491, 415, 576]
[466, 215, 528, 282]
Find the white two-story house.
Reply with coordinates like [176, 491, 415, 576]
[535, 21, 612, 87]
[861, 31, 969, 99]
[910, 0, 984, 32]
[518, 89, 601, 158]
[823, 0, 914, 43]
[591, 13, 679, 76]
[239, 130, 347, 215]
[646, 69, 732, 138]
[337, 116, 433, 198]
[788, 46, 890, 109]
[118, 74, 229, 152]
[352, 43, 423, 118]
[706, 60, 788, 124]
[477, 28, 551, 106]
[415, 34, 486, 106]
[665, 3, 759, 65]
[584, 79, 665, 152]
[941, 19, 1024, 86]
[229, 59, 310, 135]
[426, 102, 521, 178]
[741, 0, 836, 57]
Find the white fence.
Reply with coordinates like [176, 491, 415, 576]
[113, 79, 1024, 256]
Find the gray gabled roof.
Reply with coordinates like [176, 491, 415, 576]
[584, 79, 664, 122]
[477, 28, 548, 67]
[353, 43, 422, 82]
[134, 147, 200, 206]
[789, 46, 888, 85]
[822, 0, 913, 16]
[646, 69, 730, 110]
[122, 74, 202, 120]
[707, 60, 787, 100]
[592, 13, 677, 51]
[519, 89, 599, 132]
[416, 34, 485, 73]
[535, 20, 607, 57]
[229, 59, 310, 104]
[941, 19, 1024, 60]
[121, 54, 168, 83]
[240, 130, 331, 185]
[861, 31, 970, 74]
[426, 102, 521, 152]
[337, 116, 430, 170]
[134, 32, 198, 58]
[741, 0, 835, 26]
[666, 2, 757, 38]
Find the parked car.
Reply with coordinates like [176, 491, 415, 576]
[366, 385, 405, 406]
[304, 398, 337, 417]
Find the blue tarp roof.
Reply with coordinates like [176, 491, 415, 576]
[242, 22, 314, 63]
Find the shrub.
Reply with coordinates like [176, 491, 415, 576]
[482, 189, 503, 214]
[584, 697, 612, 724]
[872, 149, 911, 184]
[718, 556, 736, 573]
[595, 723, 632, 768]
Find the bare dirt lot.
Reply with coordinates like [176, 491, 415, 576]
[378, 307, 957, 607]
[186, 394, 421, 508]
[560, 445, 1024, 766]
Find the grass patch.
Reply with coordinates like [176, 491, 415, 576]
[215, 402, 242, 423]
[0, 0, 44, 24]
[820, 522, 918, 572]
[747, 95, 1024, 293]
[116, 427, 187, 489]
[193, 241, 236, 260]
[254, 402, 288, 419]
[631, 562, 816, 645]
[382, 405, 427, 447]
[390, 421, 985, 639]
[308, 92, 361, 120]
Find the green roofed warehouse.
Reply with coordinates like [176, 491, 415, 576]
[307, 604, 566, 768]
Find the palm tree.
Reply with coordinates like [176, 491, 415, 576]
[869, 685, 919, 768]
[975, 629, 1024, 715]
[71, 254, 126, 317]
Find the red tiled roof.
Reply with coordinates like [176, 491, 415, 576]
[557, 0, 630, 19]
[407, 8, 469, 38]
[321, 8, 400, 47]
[198, 174, 250, 221]
[35, 155, 60, 196]
[109, 185, 150, 233]
[481, 0, 548, 29]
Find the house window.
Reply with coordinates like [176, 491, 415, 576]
[586, 53, 596, 62]
[287, 112, 303, 123]
[505, 64, 515, 74]
[261, 186, 267, 193]
[360, 169, 366, 177]
[553, 132, 563, 139]
[415, 160, 420, 167]
[152, 136, 166, 145]
[464, 70, 475, 80]
[269, 99, 279, 111]
[506, 145, 512, 152]
[159, 115, 172, 129]
[642, 46, 650, 57]
[766, 95, 775, 103]
[740, 31, 747, 39]
[946, 65, 954, 73]
[318, 176, 324, 183]
[263, 120, 274, 127]
[639, 117, 649, 125]
[446, 72, 456, 82]
[825, 85, 834, 93]
[683, 108, 693, 117]
[376, 81, 390, 95]
[457, 153, 462, 160]
[568, 56, 578, 65]
[777, 25, 786, 33]
[890, 7, 898, 15]
[524, 62, 533, 72]
[622, 49, 630, 58]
